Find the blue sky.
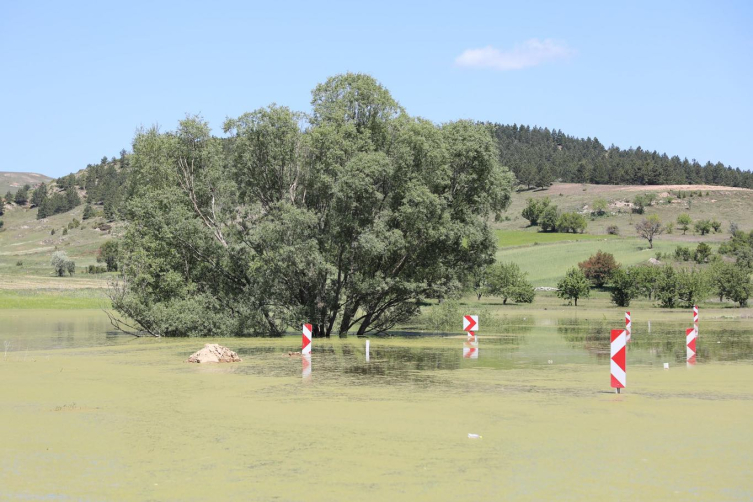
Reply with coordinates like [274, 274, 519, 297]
[1, 0, 751, 178]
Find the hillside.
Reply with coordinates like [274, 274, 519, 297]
[0, 171, 51, 196]
[0, 201, 118, 290]
[492, 183, 753, 286]
[492, 124, 753, 189]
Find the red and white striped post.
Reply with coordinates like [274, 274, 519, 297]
[302, 323, 312, 380]
[463, 315, 479, 359]
[693, 305, 699, 338]
[686, 327, 697, 367]
[610, 329, 626, 393]
[463, 315, 478, 343]
[625, 311, 632, 343]
[302, 323, 312, 355]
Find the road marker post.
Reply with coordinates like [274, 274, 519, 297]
[686, 327, 697, 367]
[611, 329, 626, 393]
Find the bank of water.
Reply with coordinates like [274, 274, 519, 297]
[0, 309, 751, 501]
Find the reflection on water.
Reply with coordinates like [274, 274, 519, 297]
[1, 310, 752, 380]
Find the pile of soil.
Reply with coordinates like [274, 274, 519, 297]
[187, 344, 242, 363]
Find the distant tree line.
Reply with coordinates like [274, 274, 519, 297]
[492, 124, 753, 189]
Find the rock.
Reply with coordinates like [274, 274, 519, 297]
[648, 258, 661, 265]
[187, 344, 242, 363]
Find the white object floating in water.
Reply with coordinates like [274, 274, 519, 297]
[663, 363, 669, 370]
[468, 433, 482, 439]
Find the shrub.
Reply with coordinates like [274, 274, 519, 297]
[62, 228, 68, 236]
[591, 198, 608, 216]
[632, 193, 656, 214]
[674, 246, 692, 261]
[50, 228, 56, 235]
[51, 251, 75, 277]
[606, 225, 619, 235]
[665, 222, 674, 234]
[425, 300, 461, 332]
[711, 220, 722, 233]
[87, 265, 108, 274]
[15, 260, 22, 266]
[556, 212, 587, 233]
[82, 203, 95, 220]
[694, 242, 712, 263]
[578, 250, 619, 287]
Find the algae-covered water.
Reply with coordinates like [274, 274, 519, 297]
[1, 309, 752, 501]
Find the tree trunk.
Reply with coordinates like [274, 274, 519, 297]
[574, 298, 578, 306]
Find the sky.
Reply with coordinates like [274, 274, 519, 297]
[1, 0, 752, 178]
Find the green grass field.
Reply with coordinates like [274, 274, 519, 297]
[496, 229, 617, 247]
[497, 237, 687, 287]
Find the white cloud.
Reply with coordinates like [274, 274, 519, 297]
[455, 39, 573, 71]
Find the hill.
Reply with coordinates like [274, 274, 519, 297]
[492, 182, 753, 286]
[492, 124, 753, 189]
[0, 171, 52, 196]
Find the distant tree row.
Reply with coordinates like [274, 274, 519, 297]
[556, 249, 751, 308]
[492, 124, 753, 189]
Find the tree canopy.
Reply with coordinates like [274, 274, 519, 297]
[110, 73, 515, 337]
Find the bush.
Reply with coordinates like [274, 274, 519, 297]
[711, 220, 722, 233]
[674, 246, 692, 261]
[62, 228, 68, 236]
[51, 251, 75, 277]
[694, 242, 712, 264]
[556, 212, 587, 233]
[606, 225, 619, 235]
[15, 260, 22, 266]
[632, 193, 656, 214]
[592, 198, 608, 216]
[578, 250, 619, 287]
[97, 223, 112, 231]
[425, 300, 461, 332]
[665, 222, 674, 234]
[87, 265, 108, 274]
[50, 228, 55, 235]
[82, 203, 95, 220]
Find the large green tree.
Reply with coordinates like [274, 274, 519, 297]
[111, 74, 514, 337]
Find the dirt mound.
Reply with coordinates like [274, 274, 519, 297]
[187, 344, 242, 363]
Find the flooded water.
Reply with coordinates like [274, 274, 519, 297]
[1, 309, 752, 500]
